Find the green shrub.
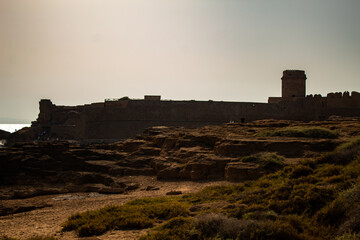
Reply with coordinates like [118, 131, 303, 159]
[139, 217, 193, 240]
[194, 213, 251, 239]
[235, 219, 303, 240]
[316, 183, 360, 227]
[258, 127, 339, 139]
[318, 137, 360, 165]
[257, 152, 285, 171]
[239, 152, 285, 172]
[142, 203, 189, 220]
[315, 164, 342, 177]
[304, 185, 336, 214]
[243, 210, 278, 220]
[62, 199, 188, 237]
[342, 156, 360, 178]
[335, 232, 360, 240]
[290, 165, 314, 178]
[339, 206, 360, 234]
[77, 223, 107, 237]
[181, 185, 245, 204]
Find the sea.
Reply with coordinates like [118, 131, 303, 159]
[0, 123, 31, 133]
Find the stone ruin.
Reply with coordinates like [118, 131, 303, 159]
[18, 70, 360, 141]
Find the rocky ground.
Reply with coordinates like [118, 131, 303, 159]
[0, 176, 233, 239]
[0, 118, 359, 239]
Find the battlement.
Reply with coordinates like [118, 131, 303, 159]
[282, 69, 306, 75]
[144, 95, 161, 101]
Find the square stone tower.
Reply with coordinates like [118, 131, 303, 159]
[282, 70, 306, 98]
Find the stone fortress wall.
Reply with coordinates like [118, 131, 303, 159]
[31, 70, 360, 140]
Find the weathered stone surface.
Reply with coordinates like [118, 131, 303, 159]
[215, 139, 339, 158]
[157, 164, 181, 180]
[1, 118, 357, 199]
[225, 162, 265, 181]
[119, 139, 146, 152]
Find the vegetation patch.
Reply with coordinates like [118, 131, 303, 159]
[62, 197, 189, 237]
[240, 152, 285, 172]
[319, 136, 360, 165]
[258, 126, 339, 139]
[62, 137, 360, 239]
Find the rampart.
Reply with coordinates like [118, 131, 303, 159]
[30, 70, 360, 141]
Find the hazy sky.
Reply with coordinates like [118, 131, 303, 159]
[1, 0, 359, 123]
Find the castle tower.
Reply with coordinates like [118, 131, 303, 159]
[281, 70, 306, 98]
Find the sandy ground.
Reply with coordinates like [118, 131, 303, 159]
[0, 176, 234, 240]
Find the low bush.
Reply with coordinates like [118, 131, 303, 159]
[338, 206, 360, 234]
[315, 164, 342, 177]
[239, 152, 285, 172]
[193, 213, 245, 239]
[258, 126, 339, 139]
[139, 217, 193, 240]
[62, 199, 189, 237]
[316, 183, 360, 227]
[335, 232, 360, 240]
[318, 136, 360, 165]
[181, 185, 245, 204]
[290, 164, 314, 178]
[342, 156, 360, 179]
[235, 219, 303, 240]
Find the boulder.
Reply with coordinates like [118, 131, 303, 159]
[166, 190, 182, 195]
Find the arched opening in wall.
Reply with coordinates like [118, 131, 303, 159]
[292, 95, 296, 97]
[241, 118, 245, 123]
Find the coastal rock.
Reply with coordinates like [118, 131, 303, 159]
[0, 129, 10, 139]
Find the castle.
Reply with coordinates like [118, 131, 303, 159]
[31, 70, 360, 140]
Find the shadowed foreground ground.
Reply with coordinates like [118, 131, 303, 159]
[0, 118, 359, 239]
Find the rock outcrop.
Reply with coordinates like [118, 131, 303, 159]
[1, 118, 358, 199]
[0, 129, 10, 139]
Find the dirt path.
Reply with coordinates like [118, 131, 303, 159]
[0, 176, 233, 240]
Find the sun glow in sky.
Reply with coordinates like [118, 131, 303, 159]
[1, 0, 359, 123]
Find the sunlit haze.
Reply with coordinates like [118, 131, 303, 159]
[1, 0, 359, 123]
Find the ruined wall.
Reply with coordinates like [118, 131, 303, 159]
[31, 69, 360, 141]
[80, 100, 277, 139]
[33, 94, 360, 141]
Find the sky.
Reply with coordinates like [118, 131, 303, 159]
[0, 0, 359, 123]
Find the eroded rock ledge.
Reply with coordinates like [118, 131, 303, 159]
[1, 119, 358, 201]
